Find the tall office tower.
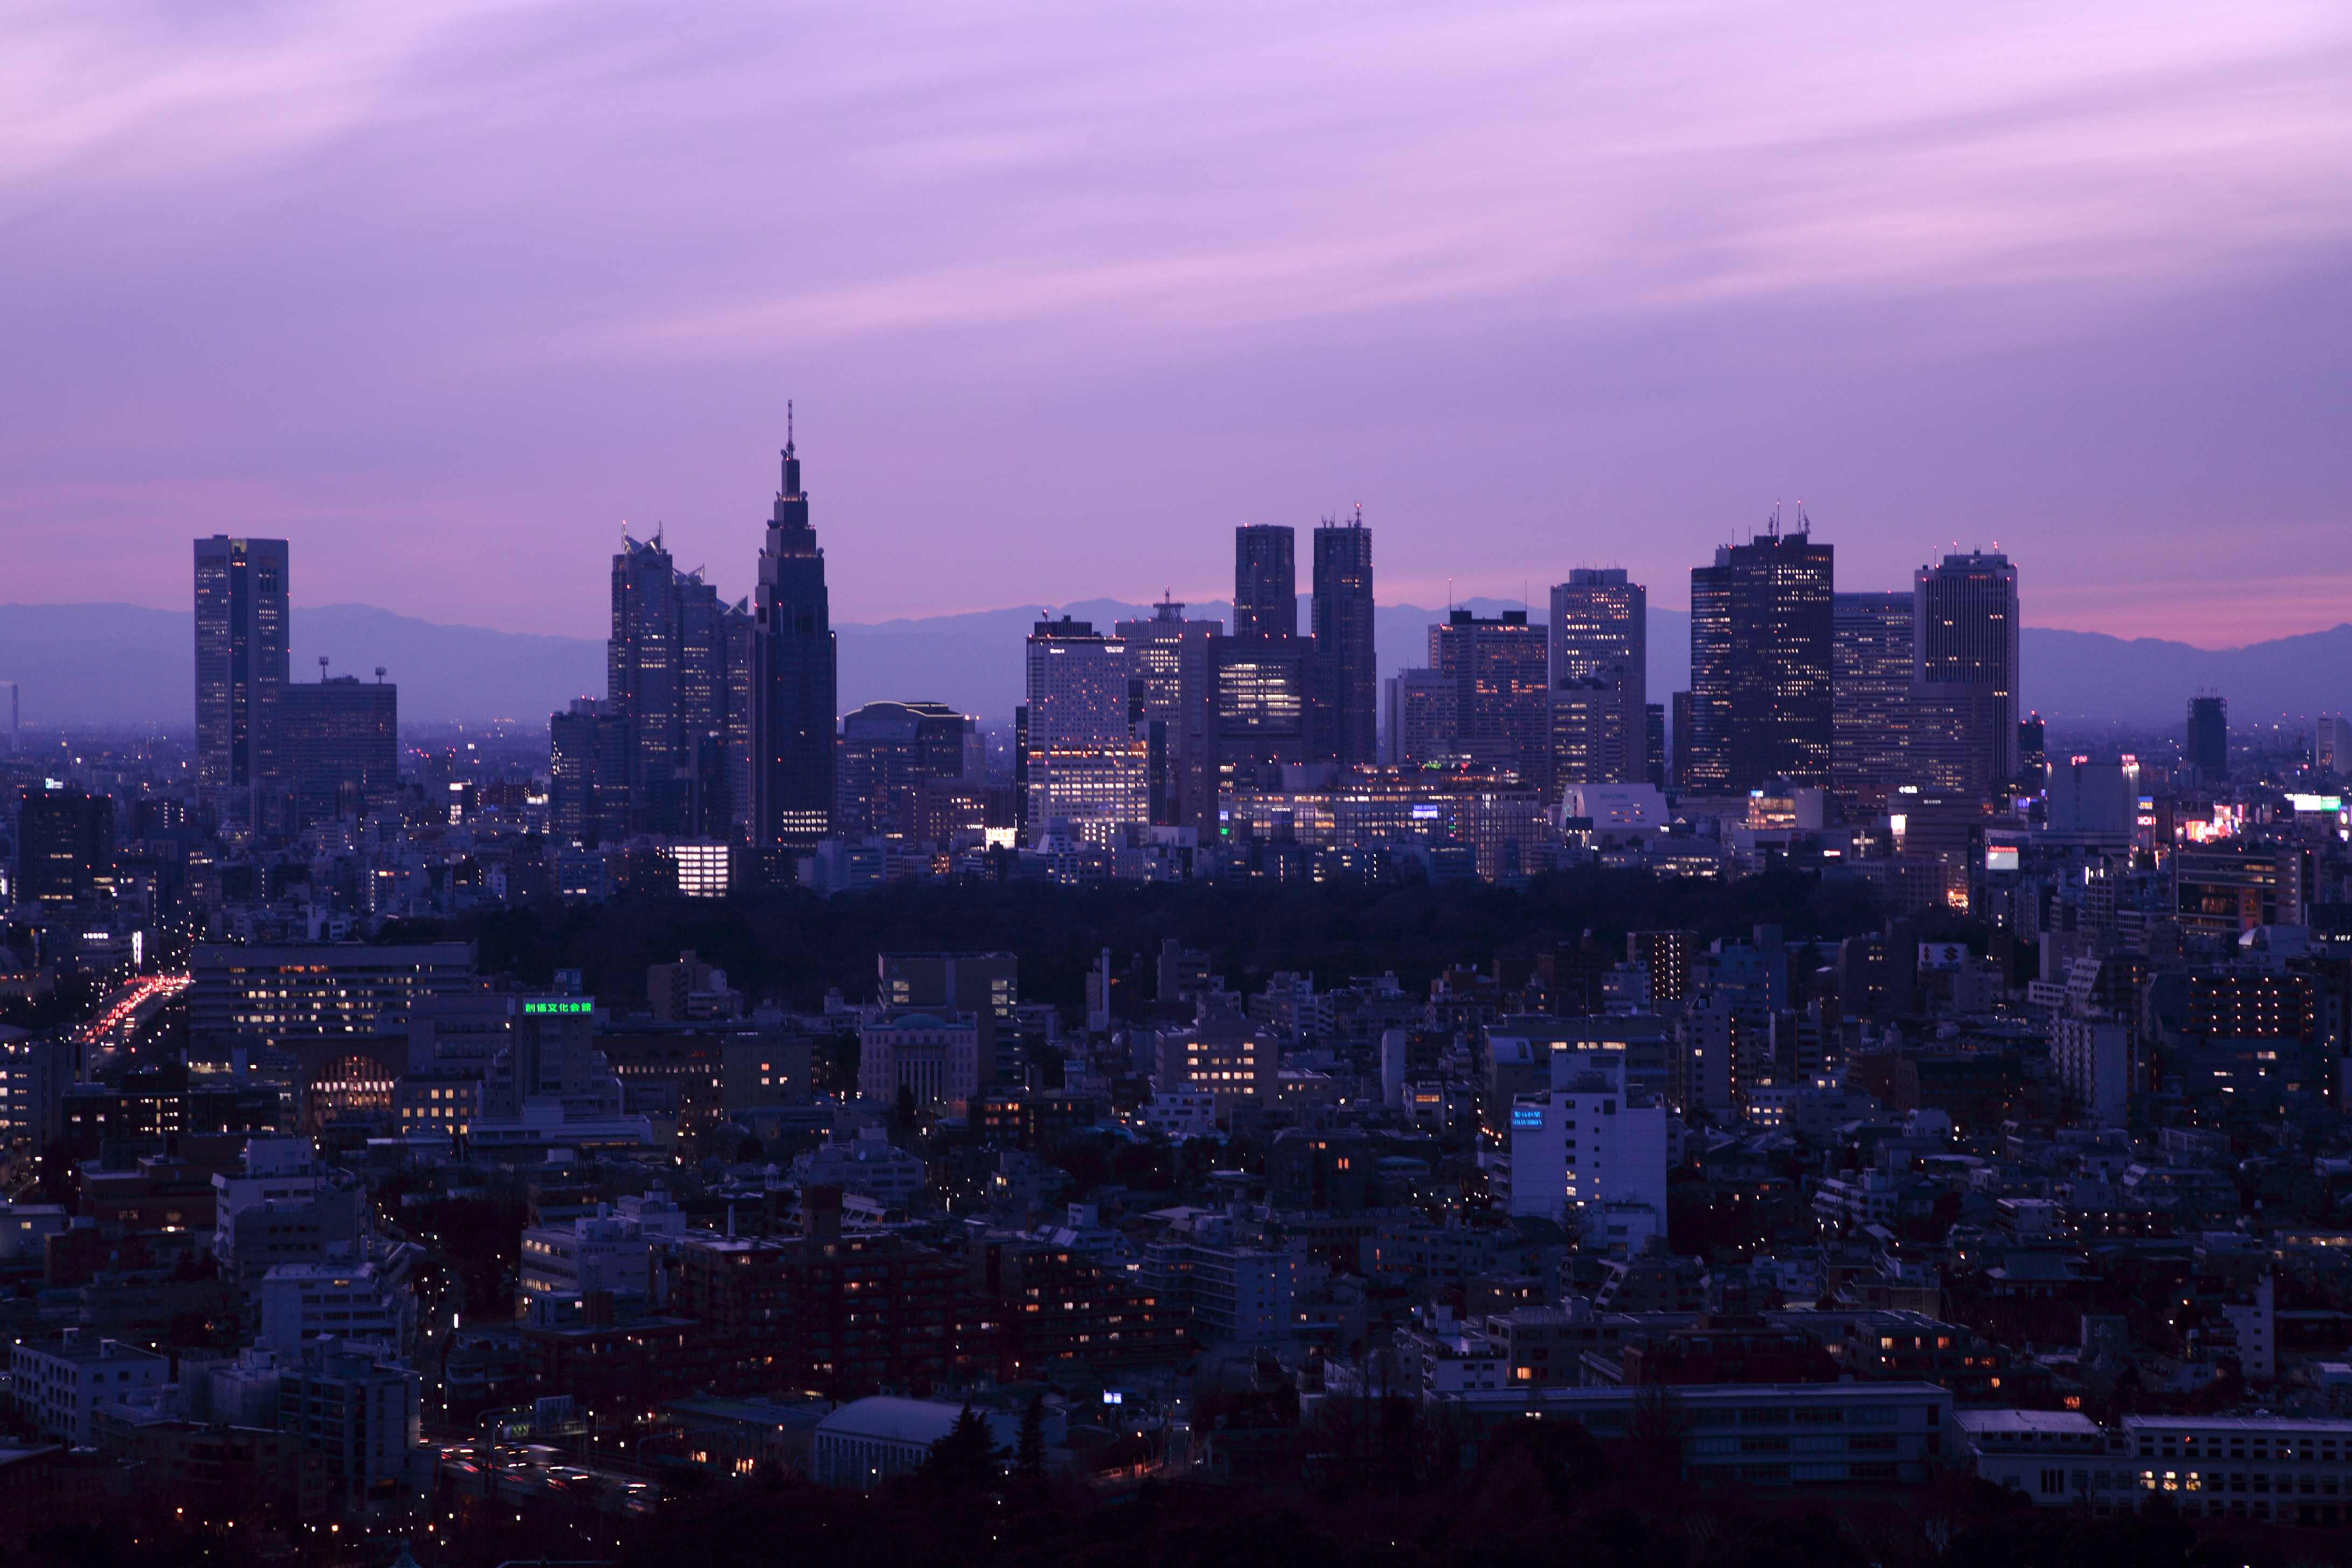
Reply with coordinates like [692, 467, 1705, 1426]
[1024, 617, 1146, 837]
[15, 782, 114, 903]
[278, 671, 398, 829]
[1913, 550, 2019, 794]
[1831, 591, 1915, 813]
[193, 536, 291, 810]
[608, 534, 741, 837]
[1212, 635, 1316, 792]
[1548, 673, 1636, 790]
[1386, 669, 1459, 766]
[1684, 518, 1833, 795]
[1311, 513, 1377, 766]
[837, 701, 972, 839]
[1548, 570, 1647, 786]
[1430, 610, 1550, 785]
[1116, 599, 1222, 830]
[609, 533, 680, 831]
[1234, 525, 1298, 639]
[751, 418, 838, 850]
[1644, 703, 1666, 790]
[1, 681, 16, 752]
[549, 698, 631, 846]
[2186, 695, 2229, 780]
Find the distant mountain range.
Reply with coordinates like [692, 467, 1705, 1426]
[2, 600, 2344, 731]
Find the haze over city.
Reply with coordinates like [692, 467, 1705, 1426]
[6, 2, 2349, 647]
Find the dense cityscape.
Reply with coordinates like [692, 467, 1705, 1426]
[0, 415, 2348, 1568]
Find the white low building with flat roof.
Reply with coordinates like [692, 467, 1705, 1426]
[813, 1397, 1026, 1490]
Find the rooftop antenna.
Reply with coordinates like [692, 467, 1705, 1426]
[786, 399, 795, 456]
[374, 667, 386, 684]
[318, 655, 330, 682]
[1354, 502, 1363, 528]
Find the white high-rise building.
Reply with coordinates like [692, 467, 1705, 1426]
[1505, 1048, 1669, 1234]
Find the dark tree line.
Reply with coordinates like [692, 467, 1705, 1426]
[388, 864, 1919, 1014]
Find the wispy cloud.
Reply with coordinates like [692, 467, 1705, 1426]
[0, 1, 2345, 640]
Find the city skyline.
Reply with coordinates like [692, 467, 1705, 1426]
[4, 4, 2347, 645]
[9, 8, 2352, 1561]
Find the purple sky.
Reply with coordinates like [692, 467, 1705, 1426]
[6, 2, 2348, 647]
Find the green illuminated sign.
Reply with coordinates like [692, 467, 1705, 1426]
[523, 999, 593, 1015]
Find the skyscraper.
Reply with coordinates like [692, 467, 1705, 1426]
[2187, 695, 2229, 780]
[1430, 610, 1550, 786]
[550, 698, 629, 847]
[751, 416, 838, 850]
[1311, 513, 1377, 767]
[1831, 591, 1914, 813]
[1548, 675, 1636, 790]
[1116, 598, 1222, 830]
[1684, 519, 1833, 795]
[1234, 525, 1298, 639]
[193, 536, 290, 809]
[1913, 550, 2019, 795]
[608, 533, 743, 837]
[278, 671, 398, 829]
[1219, 526, 1320, 789]
[837, 701, 972, 840]
[1023, 617, 1146, 837]
[1548, 569, 1647, 786]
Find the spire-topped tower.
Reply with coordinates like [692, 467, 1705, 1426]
[750, 409, 837, 848]
[773, 402, 810, 536]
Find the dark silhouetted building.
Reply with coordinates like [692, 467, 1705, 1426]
[837, 701, 973, 839]
[751, 418, 838, 850]
[2187, 695, 2229, 781]
[16, 782, 114, 904]
[278, 673, 397, 829]
[1685, 518, 1833, 795]
[1911, 550, 2018, 800]
[1312, 514, 1377, 767]
[1234, 524, 1298, 639]
[608, 533, 745, 838]
[549, 698, 629, 846]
